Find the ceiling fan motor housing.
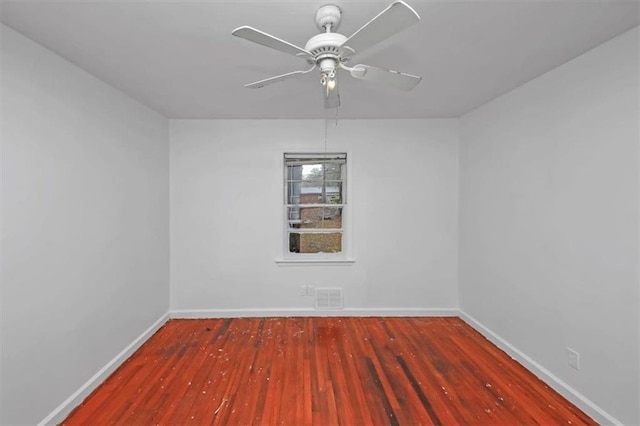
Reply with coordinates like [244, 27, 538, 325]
[304, 33, 348, 61]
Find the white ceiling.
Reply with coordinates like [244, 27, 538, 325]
[1, 0, 638, 119]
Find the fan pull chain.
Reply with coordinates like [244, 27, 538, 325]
[324, 109, 328, 154]
[324, 105, 340, 153]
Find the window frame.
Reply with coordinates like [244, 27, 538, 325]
[276, 152, 354, 266]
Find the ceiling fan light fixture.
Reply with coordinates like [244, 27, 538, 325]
[327, 77, 337, 91]
[320, 70, 336, 90]
[319, 57, 337, 89]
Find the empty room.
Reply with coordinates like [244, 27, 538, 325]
[1, 0, 638, 424]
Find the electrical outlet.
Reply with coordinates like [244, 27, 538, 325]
[300, 285, 315, 296]
[567, 348, 580, 370]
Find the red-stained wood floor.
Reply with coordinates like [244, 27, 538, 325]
[62, 317, 597, 425]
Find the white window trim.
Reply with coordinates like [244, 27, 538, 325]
[275, 151, 355, 266]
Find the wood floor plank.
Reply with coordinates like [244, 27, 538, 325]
[385, 319, 467, 424]
[62, 317, 598, 426]
[150, 319, 229, 425]
[345, 316, 403, 423]
[125, 320, 219, 424]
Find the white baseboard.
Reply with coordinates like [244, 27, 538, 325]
[38, 312, 170, 426]
[459, 311, 622, 426]
[170, 307, 459, 319]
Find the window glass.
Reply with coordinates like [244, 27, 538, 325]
[289, 232, 343, 254]
[284, 153, 346, 256]
[287, 207, 342, 229]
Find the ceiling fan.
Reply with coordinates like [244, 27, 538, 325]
[232, 1, 422, 109]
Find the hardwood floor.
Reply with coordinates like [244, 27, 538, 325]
[63, 317, 597, 425]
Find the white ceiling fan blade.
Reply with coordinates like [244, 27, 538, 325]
[323, 84, 340, 109]
[350, 64, 421, 90]
[340, 1, 420, 56]
[245, 66, 316, 89]
[232, 26, 313, 60]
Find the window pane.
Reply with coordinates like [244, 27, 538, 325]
[325, 182, 342, 204]
[290, 182, 343, 204]
[287, 185, 301, 205]
[324, 163, 343, 180]
[287, 206, 301, 224]
[288, 207, 342, 229]
[302, 164, 323, 181]
[286, 165, 303, 205]
[289, 232, 342, 254]
[287, 165, 302, 179]
[298, 182, 324, 204]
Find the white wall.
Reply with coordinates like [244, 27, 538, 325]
[1, 25, 170, 425]
[459, 27, 639, 425]
[170, 119, 458, 314]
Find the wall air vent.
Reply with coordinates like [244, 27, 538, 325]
[315, 288, 343, 309]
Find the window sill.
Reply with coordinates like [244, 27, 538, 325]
[275, 258, 356, 267]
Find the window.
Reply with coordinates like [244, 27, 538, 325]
[284, 153, 347, 258]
